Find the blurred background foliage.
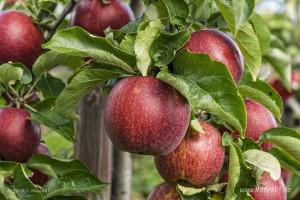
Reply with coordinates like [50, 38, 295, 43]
[33, 0, 300, 199]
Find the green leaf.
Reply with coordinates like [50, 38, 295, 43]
[265, 48, 291, 90]
[27, 155, 90, 177]
[161, 0, 189, 25]
[43, 170, 106, 198]
[134, 20, 162, 76]
[243, 149, 281, 180]
[43, 27, 136, 73]
[259, 128, 300, 168]
[0, 162, 18, 177]
[172, 50, 246, 133]
[54, 66, 126, 120]
[187, 0, 214, 22]
[0, 186, 19, 200]
[250, 13, 271, 55]
[177, 185, 209, 200]
[269, 147, 300, 176]
[12, 165, 43, 200]
[157, 70, 245, 133]
[215, 0, 255, 35]
[190, 118, 204, 134]
[225, 144, 256, 200]
[0, 63, 23, 85]
[32, 50, 84, 77]
[36, 74, 66, 99]
[120, 34, 136, 55]
[30, 109, 74, 142]
[18, 64, 33, 85]
[239, 72, 283, 121]
[144, 1, 169, 22]
[49, 196, 86, 200]
[222, 132, 234, 147]
[236, 22, 262, 81]
[241, 138, 261, 151]
[150, 31, 191, 66]
[105, 20, 142, 43]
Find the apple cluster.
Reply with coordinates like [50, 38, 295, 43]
[0, 0, 292, 199]
[0, 10, 51, 186]
[69, 0, 288, 199]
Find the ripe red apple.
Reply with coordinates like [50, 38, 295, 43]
[0, 108, 41, 161]
[71, 0, 134, 36]
[270, 71, 300, 100]
[250, 173, 286, 200]
[244, 99, 277, 151]
[185, 29, 244, 83]
[0, 11, 43, 68]
[147, 182, 181, 200]
[30, 143, 51, 186]
[104, 76, 191, 155]
[154, 121, 225, 188]
[5, 0, 17, 5]
[281, 169, 291, 184]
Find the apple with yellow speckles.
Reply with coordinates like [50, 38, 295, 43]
[0, 11, 43, 68]
[155, 121, 225, 188]
[71, 0, 134, 36]
[104, 76, 191, 155]
[185, 29, 244, 83]
[147, 182, 181, 200]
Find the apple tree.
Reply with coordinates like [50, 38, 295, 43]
[0, 0, 299, 200]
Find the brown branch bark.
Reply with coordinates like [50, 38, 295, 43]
[75, 86, 113, 200]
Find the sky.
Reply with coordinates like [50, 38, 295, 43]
[257, 0, 284, 12]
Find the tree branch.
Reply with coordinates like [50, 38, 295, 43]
[46, 0, 77, 41]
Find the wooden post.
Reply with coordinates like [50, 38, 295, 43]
[130, 0, 144, 18]
[111, 150, 132, 200]
[75, 86, 113, 200]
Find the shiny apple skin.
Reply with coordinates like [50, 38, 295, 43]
[155, 121, 225, 188]
[104, 76, 191, 155]
[147, 182, 181, 200]
[0, 108, 41, 161]
[250, 173, 287, 200]
[71, 0, 134, 36]
[185, 29, 244, 83]
[0, 11, 43, 68]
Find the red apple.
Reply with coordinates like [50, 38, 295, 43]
[250, 173, 286, 200]
[71, 0, 134, 36]
[0, 11, 43, 68]
[30, 143, 51, 186]
[147, 182, 181, 200]
[270, 71, 300, 100]
[185, 29, 244, 83]
[244, 99, 277, 151]
[154, 121, 225, 188]
[0, 108, 41, 161]
[104, 76, 191, 155]
[5, 0, 17, 5]
[281, 169, 291, 184]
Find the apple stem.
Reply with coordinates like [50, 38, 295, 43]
[46, 0, 77, 41]
[23, 74, 43, 101]
[8, 84, 19, 98]
[23, 104, 37, 113]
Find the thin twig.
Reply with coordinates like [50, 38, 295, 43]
[23, 74, 43, 100]
[46, 0, 77, 41]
